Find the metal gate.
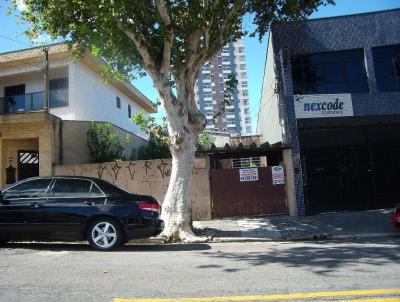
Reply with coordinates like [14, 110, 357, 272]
[210, 167, 288, 218]
[18, 150, 39, 181]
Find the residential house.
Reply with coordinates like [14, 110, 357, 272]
[0, 43, 156, 186]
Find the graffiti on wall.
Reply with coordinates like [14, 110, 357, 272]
[126, 161, 136, 180]
[157, 159, 171, 179]
[94, 159, 174, 181]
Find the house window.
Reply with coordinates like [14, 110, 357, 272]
[232, 157, 261, 168]
[204, 101, 213, 107]
[116, 96, 121, 109]
[49, 77, 68, 108]
[372, 44, 400, 92]
[291, 49, 368, 94]
[128, 104, 131, 118]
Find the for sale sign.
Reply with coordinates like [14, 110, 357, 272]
[272, 166, 285, 185]
[239, 168, 259, 182]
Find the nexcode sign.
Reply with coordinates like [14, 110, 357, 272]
[294, 94, 354, 119]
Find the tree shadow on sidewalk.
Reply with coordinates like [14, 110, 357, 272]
[199, 238, 400, 275]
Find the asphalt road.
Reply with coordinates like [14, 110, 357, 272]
[0, 238, 399, 302]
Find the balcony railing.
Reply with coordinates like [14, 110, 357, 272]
[0, 92, 45, 114]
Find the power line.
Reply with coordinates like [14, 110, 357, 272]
[0, 35, 45, 68]
[0, 34, 33, 48]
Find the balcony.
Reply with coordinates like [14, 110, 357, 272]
[0, 89, 67, 114]
[0, 92, 45, 114]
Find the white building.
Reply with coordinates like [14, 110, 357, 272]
[0, 43, 156, 185]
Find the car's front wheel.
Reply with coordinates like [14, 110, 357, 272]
[87, 218, 123, 251]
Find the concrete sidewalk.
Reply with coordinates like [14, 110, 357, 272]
[192, 209, 399, 242]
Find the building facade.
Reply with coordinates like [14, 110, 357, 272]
[195, 39, 252, 136]
[257, 9, 400, 215]
[0, 44, 156, 186]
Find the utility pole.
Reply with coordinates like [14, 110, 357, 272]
[43, 47, 49, 113]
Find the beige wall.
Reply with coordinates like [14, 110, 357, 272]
[1, 138, 38, 182]
[55, 157, 212, 220]
[61, 120, 148, 165]
[283, 149, 296, 216]
[0, 112, 60, 186]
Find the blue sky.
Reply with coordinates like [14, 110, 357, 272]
[0, 0, 399, 131]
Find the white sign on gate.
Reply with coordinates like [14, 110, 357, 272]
[239, 168, 258, 182]
[272, 166, 285, 185]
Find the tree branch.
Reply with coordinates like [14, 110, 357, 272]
[155, 0, 172, 25]
[194, 0, 245, 69]
[115, 18, 157, 79]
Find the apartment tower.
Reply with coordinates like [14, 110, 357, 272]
[195, 39, 252, 136]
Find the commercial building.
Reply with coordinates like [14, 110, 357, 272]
[257, 9, 400, 215]
[195, 39, 252, 136]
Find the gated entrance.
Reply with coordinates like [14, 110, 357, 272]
[210, 167, 288, 218]
[18, 150, 39, 181]
[299, 119, 400, 215]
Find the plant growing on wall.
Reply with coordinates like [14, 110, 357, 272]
[19, 0, 334, 242]
[197, 132, 216, 151]
[132, 112, 171, 160]
[87, 122, 129, 163]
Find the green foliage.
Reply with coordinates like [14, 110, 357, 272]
[214, 73, 238, 120]
[132, 112, 171, 160]
[198, 132, 216, 151]
[87, 122, 129, 163]
[129, 148, 137, 161]
[17, 0, 334, 83]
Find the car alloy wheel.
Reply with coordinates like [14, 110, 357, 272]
[88, 219, 122, 250]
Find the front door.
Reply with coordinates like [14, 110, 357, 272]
[0, 178, 52, 240]
[18, 150, 39, 181]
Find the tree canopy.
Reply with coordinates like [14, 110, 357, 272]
[20, 0, 334, 83]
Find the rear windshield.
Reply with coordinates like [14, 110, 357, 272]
[95, 179, 133, 198]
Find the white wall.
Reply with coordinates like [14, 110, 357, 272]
[0, 56, 149, 139]
[256, 35, 283, 144]
[70, 61, 147, 138]
[0, 62, 74, 120]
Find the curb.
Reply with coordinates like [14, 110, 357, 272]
[208, 232, 399, 243]
[131, 231, 399, 244]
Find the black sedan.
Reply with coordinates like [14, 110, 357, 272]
[0, 176, 163, 250]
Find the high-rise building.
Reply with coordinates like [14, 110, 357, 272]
[195, 39, 252, 136]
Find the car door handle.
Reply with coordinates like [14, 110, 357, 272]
[30, 202, 43, 208]
[84, 201, 95, 206]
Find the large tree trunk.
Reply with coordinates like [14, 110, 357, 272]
[160, 134, 204, 242]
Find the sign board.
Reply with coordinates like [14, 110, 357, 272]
[272, 166, 285, 185]
[294, 94, 353, 119]
[239, 168, 258, 182]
